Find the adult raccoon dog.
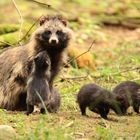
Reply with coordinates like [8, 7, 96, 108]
[0, 15, 72, 111]
[77, 83, 121, 119]
[38, 15, 73, 88]
[112, 81, 140, 114]
[26, 51, 51, 115]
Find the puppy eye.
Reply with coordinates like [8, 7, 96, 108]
[56, 30, 63, 36]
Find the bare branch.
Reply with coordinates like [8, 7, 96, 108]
[11, 0, 23, 45]
[17, 16, 42, 44]
[64, 40, 95, 67]
[59, 75, 89, 82]
[31, 0, 51, 8]
[92, 66, 140, 79]
[112, 67, 140, 76]
[0, 16, 41, 47]
[0, 40, 14, 47]
[59, 40, 95, 80]
[27, 0, 60, 13]
[130, 77, 140, 81]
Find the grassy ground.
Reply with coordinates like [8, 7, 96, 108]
[0, 0, 140, 139]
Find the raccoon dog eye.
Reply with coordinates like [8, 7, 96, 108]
[42, 30, 51, 40]
[44, 30, 51, 35]
[56, 30, 63, 36]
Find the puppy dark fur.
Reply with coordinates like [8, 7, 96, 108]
[112, 81, 140, 114]
[77, 83, 121, 119]
[26, 51, 51, 115]
[47, 88, 61, 113]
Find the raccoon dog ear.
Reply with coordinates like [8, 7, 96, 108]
[61, 19, 67, 26]
[58, 16, 67, 26]
[39, 16, 48, 26]
[59, 18, 67, 26]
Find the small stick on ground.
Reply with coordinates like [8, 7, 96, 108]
[59, 75, 89, 82]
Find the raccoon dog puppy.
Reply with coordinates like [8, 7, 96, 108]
[26, 51, 51, 115]
[47, 88, 61, 113]
[77, 83, 121, 119]
[113, 81, 140, 114]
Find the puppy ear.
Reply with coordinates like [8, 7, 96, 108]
[39, 16, 47, 26]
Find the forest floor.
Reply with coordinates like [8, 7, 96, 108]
[0, 0, 140, 139]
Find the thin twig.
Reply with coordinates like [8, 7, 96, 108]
[0, 16, 41, 46]
[17, 16, 42, 44]
[92, 67, 140, 79]
[112, 67, 140, 76]
[0, 40, 14, 47]
[31, 0, 51, 8]
[64, 40, 95, 68]
[59, 40, 95, 80]
[12, 0, 23, 45]
[130, 77, 140, 81]
[59, 75, 89, 82]
[27, 0, 60, 13]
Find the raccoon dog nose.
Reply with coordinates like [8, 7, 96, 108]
[49, 37, 59, 44]
[51, 39, 57, 44]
